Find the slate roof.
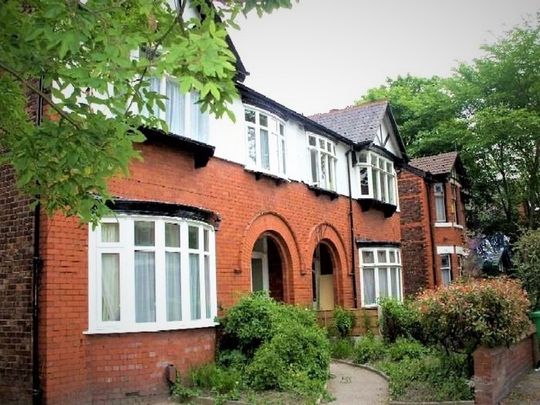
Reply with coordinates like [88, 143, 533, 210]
[309, 101, 389, 144]
[409, 151, 458, 175]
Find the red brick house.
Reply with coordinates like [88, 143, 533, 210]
[0, 43, 410, 405]
[398, 151, 468, 296]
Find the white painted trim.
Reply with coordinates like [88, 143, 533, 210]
[455, 246, 468, 256]
[434, 222, 464, 229]
[436, 245, 455, 254]
[358, 247, 402, 307]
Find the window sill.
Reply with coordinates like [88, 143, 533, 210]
[306, 184, 339, 200]
[84, 320, 218, 335]
[357, 198, 397, 218]
[245, 168, 289, 185]
[434, 222, 464, 229]
[139, 126, 215, 168]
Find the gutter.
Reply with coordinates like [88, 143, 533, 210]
[346, 148, 358, 308]
[32, 76, 44, 405]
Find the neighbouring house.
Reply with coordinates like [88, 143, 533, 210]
[398, 151, 468, 296]
[0, 20, 409, 405]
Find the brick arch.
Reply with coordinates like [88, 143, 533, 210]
[239, 211, 302, 304]
[307, 223, 349, 307]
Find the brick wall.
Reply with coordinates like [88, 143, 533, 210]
[473, 331, 536, 405]
[39, 139, 401, 403]
[398, 169, 434, 296]
[0, 164, 35, 403]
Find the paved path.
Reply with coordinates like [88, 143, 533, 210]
[328, 361, 389, 405]
[501, 368, 540, 404]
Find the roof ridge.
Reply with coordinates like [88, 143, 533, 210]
[309, 99, 388, 118]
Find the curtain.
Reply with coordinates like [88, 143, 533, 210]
[435, 195, 446, 222]
[101, 223, 119, 243]
[166, 252, 182, 321]
[363, 268, 376, 305]
[191, 92, 209, 143]
[102, 253, 120, 321]
[260, 129, 270, 170]
[135, 251, 156, 322]
[190, 254, 201, 320]
[379, 267, 389, 298]
[166, 78, 184, 135]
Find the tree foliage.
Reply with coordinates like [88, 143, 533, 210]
[0, 0, 293, 224]
[359, 16, 540, 233]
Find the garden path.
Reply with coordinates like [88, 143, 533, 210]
[328, 360, 389, 404]
[501, 368, 540, 404]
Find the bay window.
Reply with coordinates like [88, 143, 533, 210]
[88, 215, 217, 333]
[245, 107, 286, 176]
[307, 134, 337, 191]
[144, 76, 209, 143]
[357, 151, 397, 205]
[360, 247, 402, 307]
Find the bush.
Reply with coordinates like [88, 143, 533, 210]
[514, 229, 540, 309]
[216, 349, 248, 370]
[387, 338, 430, 361]
[379, 298, 424, 343]
[333, 306, 356, 337]
[190, 363, 243, 396]
[416, 277, 531, 352]
[330, 337, 355, 359]
[353, 335, 387, 364]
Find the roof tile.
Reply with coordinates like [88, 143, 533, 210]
[409, 151, 458, 175]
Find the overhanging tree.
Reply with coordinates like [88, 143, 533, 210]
[0, 0, 293, 224]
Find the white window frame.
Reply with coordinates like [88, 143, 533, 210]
[251, 236, 270, 292]
[440, 254, 452, 286]
[359, 247, 402, 308]
[143, 75, 209, 143]
[87, 215, 217, 334]
[357, 151, 397, 205]
[244, 106, 286, 176]
[434, 183, 447, 222]
[307, 133, 338, 191]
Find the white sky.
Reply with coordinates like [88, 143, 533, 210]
[229, 0, 539, 115]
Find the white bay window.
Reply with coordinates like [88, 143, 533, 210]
[88, 215, 217, 333]
[245, 107, 286, 176]
[360, 247, 402, 307]
[357, 151, 397, 205]
[308, 134, 337, 191]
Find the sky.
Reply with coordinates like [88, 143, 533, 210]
[229, 0, 539, 116]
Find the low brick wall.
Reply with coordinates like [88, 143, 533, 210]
[317, 308, 379, 336]
[473, 330, 536, 405]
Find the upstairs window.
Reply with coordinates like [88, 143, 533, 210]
[357, 151, 397, 205]
[308, 134, 337, 191]
[434, 183, 446, 222]
[245, 107, 286, 176]
[143, 76, 209, 143]
[451, 184, 459, 224]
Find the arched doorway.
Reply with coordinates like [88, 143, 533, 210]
[312, 243, 335, 310]
[251, 234, 284, 301]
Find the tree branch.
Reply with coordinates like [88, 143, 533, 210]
[0, 61, 81, 129]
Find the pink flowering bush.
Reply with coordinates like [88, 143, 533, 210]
[415, 277, 530, 353]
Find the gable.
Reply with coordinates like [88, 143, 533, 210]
[372, 113, 404, 159]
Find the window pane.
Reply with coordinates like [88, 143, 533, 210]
[442, 269, 452, 286]
[390, 267, 398, 298]
[203, 229, 209, 252]
[280, 139, 286, 174]
[360, 167, 369, 195]
[387, 175, 395, 205]
[245, 109, 256, 123]
[135, 251, 156, 322]
[189, 226, 199, 249]
[259, 114, 268, 127]
[279, 123, 284, 136]
[253, 237, 265, 253]
[436, 195, 446, 222]
[377, 250, 387, 263]
[191, 92, 208, 142]
[372, 169, 379, 200]
[166, 252, 181, 321]
[247, 127, 257, 165]
[308, 136, 316, 146]
[386, 162, 392, 173]
[379, 268, 388, 298]
[310, 149, 319, 184]
[251, 257, 264, 292]
[320, 153, 327, 186]
[328, 156, 335, 190]
[102, 253, 120, 322]
[441, 254, 450, 268]
[165, 223, 181, 248]
[204, 256, 211, 319]
[362, 251, 374, 264]
[363, 268, 376, 305]
[135, 221, 155, 246]
[190, 254, 201, 320]
[260, 129, 270, 170]
[166, 78, 184, 135]
[319, 139, 325, 149]
[358, 151, 368, 163]
[389, 251, 396, 263]
[101, 223, 119, 243]
[380, 173, 387, 202]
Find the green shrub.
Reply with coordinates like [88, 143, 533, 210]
[387, 338, 430, 361]
[514, 229, 540, 309]
[330, 337, 355, 359]
[333, 306, 356, 337]
[170, 377, 200, 403]
[353, 335, 386, 364]
[190, 363, 243, 395]
[216, 349, 248, 370]
[416, 277, 531, 352]
[379, 298, 423, 343]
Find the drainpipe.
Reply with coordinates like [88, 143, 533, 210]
[32, 76, 44, 405]
[346, 148, 358, 308]
[425, 176, 437, 288]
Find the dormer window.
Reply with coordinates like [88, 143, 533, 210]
[357, 151, 397, 205]
[308, 134, 337, 191]
[245, 107, 286, 176]
[143, 76, 209, 143]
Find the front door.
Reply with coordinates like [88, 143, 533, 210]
[313, 244, 334, 310]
